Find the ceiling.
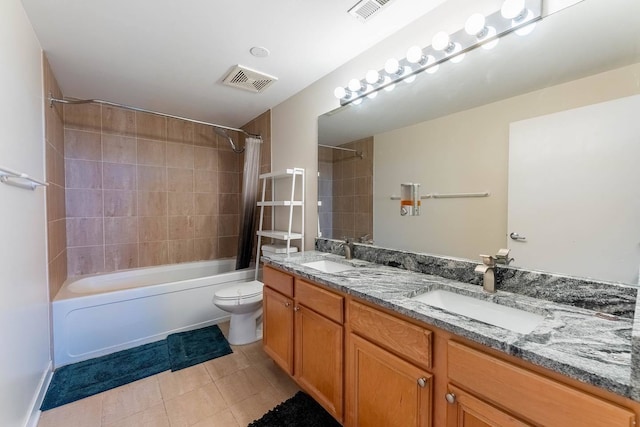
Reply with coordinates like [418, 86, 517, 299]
[20, 0, 448, 128]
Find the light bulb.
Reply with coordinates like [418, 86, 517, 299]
[353, 98, 362, 105]
[366, 84, 377, 99]
[406, 46, 424, 64]
[432, 31, 450, 51]
[348, 78, 363, 92]
[365, 69, 380, 84]
[515, 10, 537, 35]
[403, 66, 415, 83]
[481, 27, 499, 50]
[384, 58, 400, 75]
[501, 0, 525, 19]
[424, 55, 439, 74]
[334, 86, 347, 99]
[465, 13, 486, 36]
[451, 52, 466, 64]
[382, 76, 395, 92]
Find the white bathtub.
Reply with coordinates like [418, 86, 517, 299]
[52, 258, 257, 368]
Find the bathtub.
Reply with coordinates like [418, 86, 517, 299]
[52, 258, 257, 368]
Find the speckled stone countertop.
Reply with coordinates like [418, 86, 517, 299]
[262, 250, 637, 400]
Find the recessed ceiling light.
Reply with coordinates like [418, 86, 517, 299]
[250, 46, 270, 58]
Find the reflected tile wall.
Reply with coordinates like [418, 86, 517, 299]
[63, 102, 263, 276]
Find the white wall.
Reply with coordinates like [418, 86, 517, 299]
[0, 1, 50, 426]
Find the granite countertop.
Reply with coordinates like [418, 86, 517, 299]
[262, 250, 635, 400]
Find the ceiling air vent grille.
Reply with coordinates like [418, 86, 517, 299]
[348, 0, 396, 22]
[222, 65, 278, 93]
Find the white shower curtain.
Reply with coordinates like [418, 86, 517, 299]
[236, 137, 261, 269]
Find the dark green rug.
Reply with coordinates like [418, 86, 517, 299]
[248, 392, 342, 427]
[41, 325, 232, 410]
[167, 325, 233, 371]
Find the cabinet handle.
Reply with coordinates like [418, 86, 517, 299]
[284, 302, 291, 307]
[445, 393, 457, 404]
[417, 377, 427, 388]
[294, 306, 300, 312]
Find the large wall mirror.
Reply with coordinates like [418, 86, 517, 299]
[317, 0, 640, 285]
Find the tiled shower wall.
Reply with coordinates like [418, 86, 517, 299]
[44, 55, 67, 298]
[62, 102, 263, 276]
[318, 137, 373, 241]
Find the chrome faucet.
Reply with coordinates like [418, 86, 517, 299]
[475, 254, 496, 293]
[340, 238, 354, 260]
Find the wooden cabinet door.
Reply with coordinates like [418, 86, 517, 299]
[263, 286, 294, 375]
[446, 385, 531, 427]
[346, 333, 432, 427]
[294, 303, 343, 421]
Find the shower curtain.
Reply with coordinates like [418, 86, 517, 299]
[236, 136, 261, 270]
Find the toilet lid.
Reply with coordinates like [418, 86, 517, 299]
[215, 280, 263, 300]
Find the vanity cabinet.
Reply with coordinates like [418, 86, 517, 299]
[262, 266, 344, 422]
[346, 300, 433, 427]
[446, 341, 636, 427]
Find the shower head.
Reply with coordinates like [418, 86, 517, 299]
[214, 127, 244, 153]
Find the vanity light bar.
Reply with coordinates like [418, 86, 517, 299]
[335, 0, 542, 106]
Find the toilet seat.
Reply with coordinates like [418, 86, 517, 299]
[215, 281, 263, 301]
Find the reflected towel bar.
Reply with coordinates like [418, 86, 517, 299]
[0, 166, 48, 190]
[390, 192, 489, 200]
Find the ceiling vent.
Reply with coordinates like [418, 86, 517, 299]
[348, 0, 395, 22]
[222, 65, 277, 93]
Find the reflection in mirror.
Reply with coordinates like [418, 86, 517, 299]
[317, 0, 640, 284]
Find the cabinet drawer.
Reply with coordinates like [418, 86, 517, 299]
[296, 279, 344, 324]
[447, 341, 636, 427]
[349, 300, 432, 370]
[264, 266, 293, 297]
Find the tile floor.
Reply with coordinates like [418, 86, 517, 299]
[37, 322, 300, 427]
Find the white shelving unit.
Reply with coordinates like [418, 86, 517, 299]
[255, 168, 305, 278]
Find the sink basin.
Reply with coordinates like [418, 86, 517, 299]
[301, 260, 356, 274]
[412, 289, 544, 334]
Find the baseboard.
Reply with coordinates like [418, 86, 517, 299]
[25, 361, 53, 427]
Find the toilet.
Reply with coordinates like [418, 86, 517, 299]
[213, 280, 263, 345]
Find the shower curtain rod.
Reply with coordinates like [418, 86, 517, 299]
[318, 144, 364, 159]
[48, 95, 262, 139]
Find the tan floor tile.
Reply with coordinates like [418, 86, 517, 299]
[103, 403, 169, 427]
[217, 321, 230, 337]
[237, 341, 270, 364]
[203, 350, 250, 380]
[228, 386, 285, 426]
[102, 376, 163, 425]
[190, 409, 240, 427]
[255, 360, 301, 400]
[158, 364, 213, 401]
[38, 394, 102, 427]
[215, 365, 272, 406]
[164, 383, 228, 427]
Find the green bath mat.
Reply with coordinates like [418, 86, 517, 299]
[167, 325, 233, 371]
[248, 391, 341, 427]
[41, 340, 170, 410]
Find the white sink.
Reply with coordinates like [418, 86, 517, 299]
[302, 260, 356, 274]
[412, 289, 544, 334]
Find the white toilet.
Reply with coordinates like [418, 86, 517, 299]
[213, 280, 263, 345]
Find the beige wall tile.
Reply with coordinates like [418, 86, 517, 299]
[105, 244, 138, 272]
[218, 150, 240, 172]
[64, 103, 101, 132]
[193, 123, 217, 148]
[48, 218, 67, 262]
[137, 139, 166, 166]
[102, 377, 163, 425]
[104, 190, 137, 217]
[67, 217, 103, 247]
[138, 191, 167, 216]
[139, 216, 168, 242]
[103, 163, 137, 190]
[168, 118, 194, 144]
[137, 166, 167, 192]
[55, 149, 65, 188]
[66, 189, 103, 217]
[194, 215, 217, 238]
[194, 238, 217, 260]
[139, 241, 169, 267]
[168, 215, 194, 240]
[166, 143, 194, 169]
[168, 168, 194, 193]
[218, 172, 239, 194]
[195, 193, 218, 216]
[168, 192, 194, 216]
[65, 159, 102, 189]
[136, 112, 167, 141]
[102, 106, 135, 136]
[65, 129, 102, 161]
[194, 170, 217, 193]
[67, 245, 104, 276]
[168, 240, 195, 264]
[218, 215, 238, 237]
[194, 147, 218, 171]
[105, 217, 138, 245]
[218, 194, 239, 215]
[218, 236, 237, 258]
[103, 134, 137, 164]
